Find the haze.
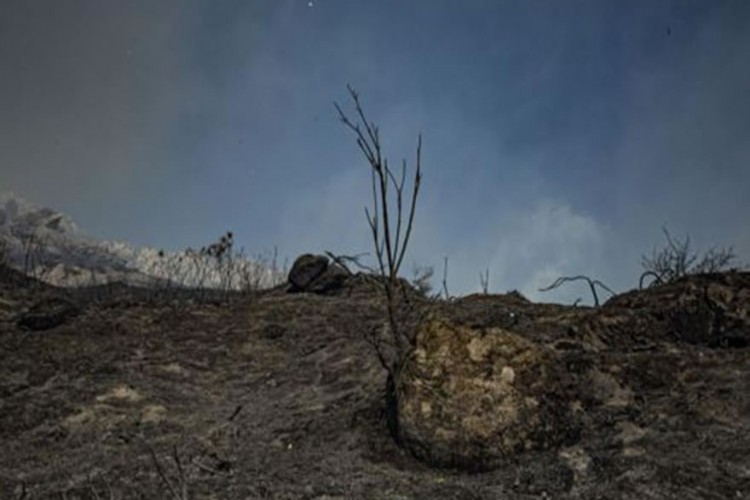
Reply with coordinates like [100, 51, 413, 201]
[1, 0, 748, 303]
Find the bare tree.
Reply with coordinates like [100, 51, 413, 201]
[640, 226, 738, 289]
[334, 85, 422, 382]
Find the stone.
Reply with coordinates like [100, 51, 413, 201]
[306, 263, 349, 295]
[394, 315, 578, 470]
[288, 254, 329, 291]
[287, 254, 353, 295]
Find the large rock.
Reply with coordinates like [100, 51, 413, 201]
[394, 315, 579, 470]
[306, 263, 349, 294]
[287, 254, 351, 295]
[288, 254, 329, 291]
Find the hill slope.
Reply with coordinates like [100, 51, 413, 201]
[0, 268, 748, 498]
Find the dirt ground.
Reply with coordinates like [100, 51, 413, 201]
[1, 268, 749, 499]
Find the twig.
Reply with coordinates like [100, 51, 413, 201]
[191, 457, 232, 477]
[142, 438, 185, 500]
[324, 251, 375, 274]
[442, 256, 450, 300]
[228, 405, 243, 422]
[479, 268, 489, 294]
[172, 445, 187, 500]
[539, 275, 616, 307]
[639, 270, 665, 290]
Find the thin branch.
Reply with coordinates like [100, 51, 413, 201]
[394, 135, 422, 275]
[364, 324, 394, 372]
[639, 270, 665, 290]
[389, 161, 406, 261]
[324, 251, 375, 274]
[539, 275, 616, 307]
[173, 445, 187, 500]
[143, 441, 180, 500]
[442, 256, 450, 300]
[479, 268, 490, 294]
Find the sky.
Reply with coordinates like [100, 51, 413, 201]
[1, 0, 749, 304]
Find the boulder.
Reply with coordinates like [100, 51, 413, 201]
[306, 263, 349, 295]
[287, 254, 352, 295]
[394, 315, 579, 470]
[288, 254, 329, 291]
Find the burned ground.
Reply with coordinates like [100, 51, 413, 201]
[1, 265, 749, 499]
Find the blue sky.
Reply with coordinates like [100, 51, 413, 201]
[1, 0, 749, 303]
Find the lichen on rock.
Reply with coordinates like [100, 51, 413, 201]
[394, 315, 579, 470]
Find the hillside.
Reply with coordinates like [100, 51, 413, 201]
[0, 260, 748, 499]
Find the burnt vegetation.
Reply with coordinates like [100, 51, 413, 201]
[334, 85, 427, 441]
[640, 225, 739, 289]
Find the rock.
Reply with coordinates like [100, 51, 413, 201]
[288, 254, 329, 291]
[287, 254, 352, 295]
[394, 315, 578, 470]
[306, 263, 349, 295]
[507, 289, 530, 302]
[17, 297, 80, 331]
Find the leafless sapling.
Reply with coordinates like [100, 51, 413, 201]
[334, 85, 423, 379]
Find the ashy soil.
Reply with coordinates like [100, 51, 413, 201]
[0, 267, 749, 499]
